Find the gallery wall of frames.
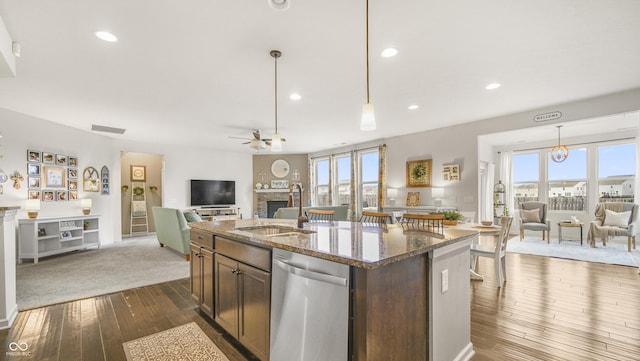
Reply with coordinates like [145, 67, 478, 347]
[26, 149, 110, 202]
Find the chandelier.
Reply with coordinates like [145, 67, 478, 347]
[550, 125, 568, 163]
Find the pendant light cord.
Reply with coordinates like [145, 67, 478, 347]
[365, 0, 370, 103]
[274, 53, 278, 133]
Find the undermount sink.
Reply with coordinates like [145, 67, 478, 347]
[233, 225, 316, 237]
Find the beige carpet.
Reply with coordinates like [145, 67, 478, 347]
[123, 322, 230, 361]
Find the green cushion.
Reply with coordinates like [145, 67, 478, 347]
[183, 211, 203, 223]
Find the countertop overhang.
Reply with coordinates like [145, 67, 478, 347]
[190, 219, 478, 269]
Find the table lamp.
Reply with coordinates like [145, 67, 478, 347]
[81, 198, 92, 215]
[431, 187, 444, 207]
[25, 199, 40, 219]
[387, 188, 398, 205]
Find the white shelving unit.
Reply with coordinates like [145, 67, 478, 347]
[192, 207, 241, 221]
[18, 215, 100, 263]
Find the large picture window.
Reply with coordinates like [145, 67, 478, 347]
[547, 148, 587, 211]
[314, 158, 330, 206]
[513, 152, 539, 209]
[598, 143, 636, 203]
[359, 151, 379, 210]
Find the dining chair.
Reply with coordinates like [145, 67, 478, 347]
[307, 209, 334, 222]
[400, 213, 444, 231]
[470, 216, 513, 288]
[358, 211, 390, 226]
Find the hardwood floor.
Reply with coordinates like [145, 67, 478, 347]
[1, 253, 638, 361]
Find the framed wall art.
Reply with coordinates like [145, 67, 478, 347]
[42, 166, 66, 188]
[130, 165, 146, 182]
[42, 152, 55, 164]
[83, 166, 99, 192]
[443, 164, 460, 182]
[406, 191, 421, 206]
[27, 150, 41, 162]
[406, 159, 432, 188]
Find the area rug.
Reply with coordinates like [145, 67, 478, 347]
[16, 235, 189, 310]
[507, 236, 640, 267]
[123, 322, 230, 361]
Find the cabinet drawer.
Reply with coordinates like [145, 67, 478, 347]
[191, 229, 214, 249]
[215, 236, 271, 272]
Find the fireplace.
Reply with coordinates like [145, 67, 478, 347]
[267, 201, 289, 218]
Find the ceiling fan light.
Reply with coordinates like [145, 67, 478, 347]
[270, 133, 282, 152]
[250, 139, 267, 150]
[361, 102, 376, 131]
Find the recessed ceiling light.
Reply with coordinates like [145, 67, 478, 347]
[381, 48, 398, 58]
[485, 83, 501, 90]
[408, 104, 419, 110]
[95, 31, 118, 42]
[290, 93, 301, 100]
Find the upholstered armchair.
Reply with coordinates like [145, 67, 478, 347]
[519, 202, 551, 242]
[587, 202, 638, 252]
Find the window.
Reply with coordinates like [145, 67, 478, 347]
[335, 155, 351, 206]
[548, 148, 587, 211]
[359, 151, 379, 211]
[314, 158, 330, 206]
[598, 143, 635, 203]
[512, 152, 539, 209]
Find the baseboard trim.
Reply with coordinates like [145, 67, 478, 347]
[454, 342, 475, 361]
[0, 304, 18, 330]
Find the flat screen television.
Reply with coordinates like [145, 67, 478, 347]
[190, 179, 236, 207]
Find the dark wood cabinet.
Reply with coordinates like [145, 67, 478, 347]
[190, 233, 214, 318]
[214, 250, 271, 361]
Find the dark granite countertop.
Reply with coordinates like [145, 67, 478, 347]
[190, 219, 478, 269]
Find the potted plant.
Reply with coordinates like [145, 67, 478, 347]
[439, 211, 464, 225]
[83, 220, 90, 230]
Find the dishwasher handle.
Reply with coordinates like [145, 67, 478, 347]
[273, 258, 348, 286]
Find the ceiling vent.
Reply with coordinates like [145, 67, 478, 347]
[91, 124, 126, 134]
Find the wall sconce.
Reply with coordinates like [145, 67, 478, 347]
[387, 188, 398, 205]
[81, 198, 92, 215]
[25, 199, 40, 219]
[431, 187, 444, 207]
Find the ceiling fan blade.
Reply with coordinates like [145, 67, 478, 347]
[229, 136, 252, 140]
[265, 141, 272, 146]
[253, 131, 261, 140]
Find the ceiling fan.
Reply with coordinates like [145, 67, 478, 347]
[229, 130, 286, 151]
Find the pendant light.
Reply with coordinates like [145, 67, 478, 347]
[550, 125, 569, 163]
[270, 50, 283, 152]
[360, 0, 376, 131]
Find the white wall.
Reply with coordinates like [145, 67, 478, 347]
[0, 108, 252, 245]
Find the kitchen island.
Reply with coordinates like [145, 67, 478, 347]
[190, 218, 478, 361]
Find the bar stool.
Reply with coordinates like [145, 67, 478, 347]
[307, 209, 334, 222]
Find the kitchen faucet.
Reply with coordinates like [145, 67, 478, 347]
[294, 183, 308, 228]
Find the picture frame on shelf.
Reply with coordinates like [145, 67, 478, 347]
[60, 231, 72, 239]
[406, 159, 432, 188]
[28, 190, 41, 200]
[68, 156, 78, 167]
[42, 190, 55, 202]
[56, 154, 68, 166]
[27, 150, 41, 162]
[42, 166, 66, 188]
[27, 163, 40, 176]
[130, 165, 146, 182]
[38, 228, 46, 237]
[28, 176, 40, 188]
[406, 191, 421, 206]
[42, 152, 55, 164]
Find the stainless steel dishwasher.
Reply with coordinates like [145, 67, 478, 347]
[270, 248, 350, 361]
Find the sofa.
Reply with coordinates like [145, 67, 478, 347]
[151, 206, 193, 261]
[272, 205, 349, 221]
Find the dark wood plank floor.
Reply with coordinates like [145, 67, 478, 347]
[1, 253, 639, 361]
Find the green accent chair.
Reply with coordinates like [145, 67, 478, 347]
[151, 206, 192, 261]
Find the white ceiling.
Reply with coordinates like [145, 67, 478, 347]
[1, 0, 639, 154]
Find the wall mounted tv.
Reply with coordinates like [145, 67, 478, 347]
[190, 179, 236, 207]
